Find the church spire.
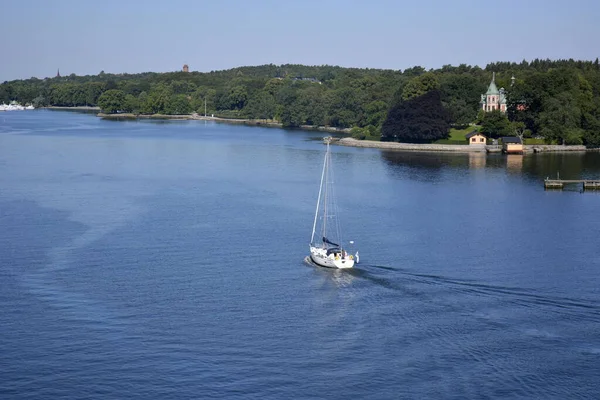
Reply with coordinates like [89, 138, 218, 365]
[485, 72, 499, 95]
[56, 68, 60, 78]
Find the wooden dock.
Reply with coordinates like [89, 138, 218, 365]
[544, 179, 600, 190]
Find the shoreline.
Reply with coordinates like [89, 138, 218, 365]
[48, 108, 596, 153]
[336, 137, 591, 153]
[96, 112, 353, 134]
[98, 113, 596, 153]
[46, 106, 101, 110]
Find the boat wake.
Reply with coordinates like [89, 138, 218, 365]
[310, 261, 600, 322]
[393, 267, 600, 317]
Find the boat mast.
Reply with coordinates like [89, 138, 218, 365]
[311, 138, 330, 244]
[322, 141, 329, 240]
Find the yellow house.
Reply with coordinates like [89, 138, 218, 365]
[465, 131, 487, 145]
[501, 137, 523, 154]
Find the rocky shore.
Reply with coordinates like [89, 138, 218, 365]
[526, 144, 587, 152]
[336, 138, 483, 152]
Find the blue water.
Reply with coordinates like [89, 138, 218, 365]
[1, 110, 599, 399]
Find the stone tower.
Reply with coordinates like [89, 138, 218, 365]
[183, 64, 189, 73]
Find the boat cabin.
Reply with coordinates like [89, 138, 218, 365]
[326, 247, 341, 256]
[326, 247, 349, 260]
[501, 136, 523, 154]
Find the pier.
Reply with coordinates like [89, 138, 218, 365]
[544, 179, 600, 190]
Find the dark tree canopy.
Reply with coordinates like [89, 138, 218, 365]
[381, 90, 450, 143]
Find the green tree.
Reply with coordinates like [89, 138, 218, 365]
[439, 74, 485, 124]
[166, 94, 192, 115]
[363, 100, 388, 128]
[327, 87, 361, 128]
[245, 92, 276, 120]
[31, 95, 47, 107]
[97, 89, 126, 113]
[401, 72, 440, 101]
[170, 80, 196, 95]
[280, 105, 305, 127]
[582, 97, 600, 146]
[445, 98, 474, 126]
[299, 86, 327, 126]
[123, 94, 139, 113]
[480, 110, 512, 138]
[146, 84, 173, 114]
[191, 87, 217, 114]
[0, 85, 10, 103]
[138, 91, 153, 114]
[264, 78, 284, 96]
[403, 66, 426, 77]
[84, 82, 105, 106]
[538, 92, 581, 144]
[227, 85, 248, 109]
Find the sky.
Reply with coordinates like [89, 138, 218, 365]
[1, 0, 599, 81]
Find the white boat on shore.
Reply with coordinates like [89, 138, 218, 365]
[0, 103, 34, 111]
[309, 136, 357, 269]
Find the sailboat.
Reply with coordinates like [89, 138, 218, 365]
[309, 137, 356, 269]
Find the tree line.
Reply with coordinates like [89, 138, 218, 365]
[1, 59, 599, 145]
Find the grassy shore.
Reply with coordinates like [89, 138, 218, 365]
[434, 126, 480, 145]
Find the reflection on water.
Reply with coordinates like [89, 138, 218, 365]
[47, 108, 99, 115]
[521, 151, 600, 181]
[381, 150, 469, 171]
[506, 154, 523, 172]
[304, 256, 357, 288]
[380, 149, 600, 183]
[330, 269, 356, 287]
[469, 152, 486, 169]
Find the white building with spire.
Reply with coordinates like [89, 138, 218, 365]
[480, 72, 507, 113]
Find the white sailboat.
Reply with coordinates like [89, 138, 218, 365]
[309, 137, 356, 269]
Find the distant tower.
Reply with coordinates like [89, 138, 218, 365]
[511, 75, 516, 87]
[183, 64, 189, 73]
[56, 68, 61, 77]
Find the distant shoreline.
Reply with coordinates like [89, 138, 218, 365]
[96, 112, 353, 134]
[46, 108, 595, 153]
[46, 106, 101, 111]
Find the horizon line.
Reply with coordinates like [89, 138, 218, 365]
[5, 57, 600, 82]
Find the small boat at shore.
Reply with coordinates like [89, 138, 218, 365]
[309, 136, 357, 269]
[0, 102, 34, 111]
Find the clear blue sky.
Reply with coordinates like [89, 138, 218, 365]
[2, 0, 598, 81]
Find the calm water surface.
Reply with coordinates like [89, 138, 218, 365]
[1, 110, 599, 399]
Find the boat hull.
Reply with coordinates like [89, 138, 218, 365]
[309, 246, 354, 269]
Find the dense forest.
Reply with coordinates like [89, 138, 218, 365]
[1, 59, 600, 145]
